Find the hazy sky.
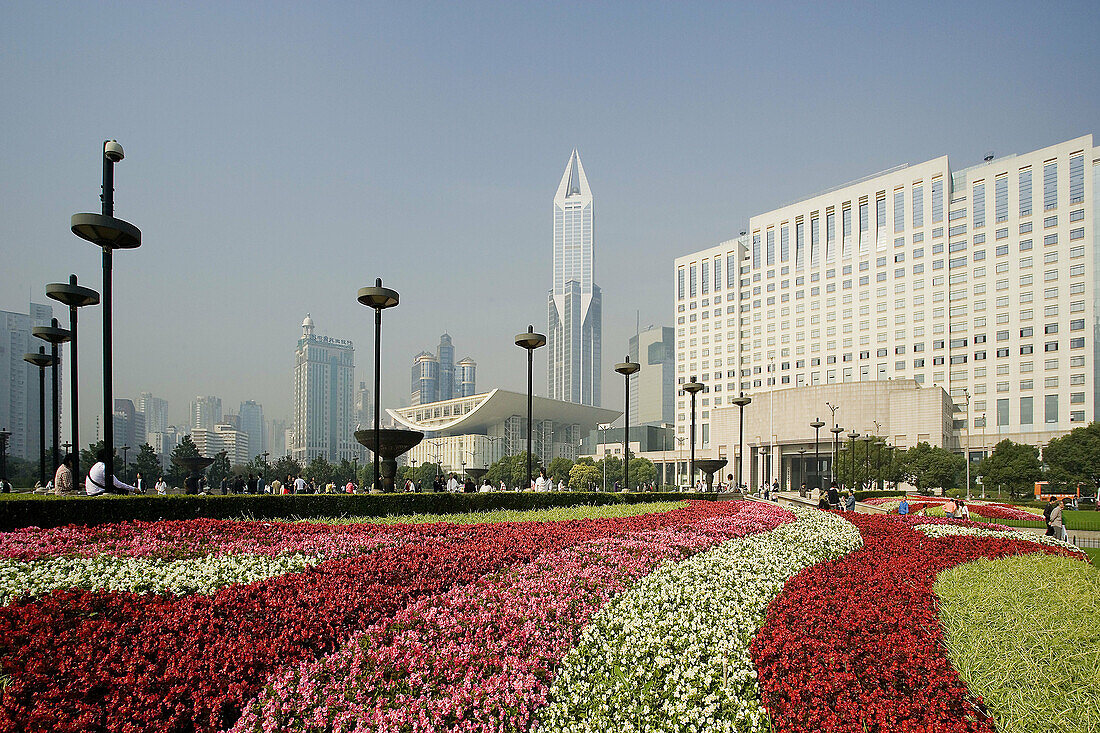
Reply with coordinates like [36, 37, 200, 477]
[3, 1, 1099, 439]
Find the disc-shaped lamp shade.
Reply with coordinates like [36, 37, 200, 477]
[614, 357, 640, 376]
[515, 326, 546, 350]
[32, 325, 71, 345]
[46, 282, 99, 308]
[732, 395, 752, 408]
[24, 352, 56, 368]
[848, 431, 860, 440]
[357, 279, 399, 309]
[810, 419, 825, 429]
[682, 377, 705, 396]
[71, 213, 141, 250]
[831, 425, 845, 434]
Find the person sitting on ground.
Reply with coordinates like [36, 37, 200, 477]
[53, 453, 77, 495]
[86, 448, 137, 496]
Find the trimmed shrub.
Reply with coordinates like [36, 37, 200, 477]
[854, 489, 906, 501]
[0, 492, 720, 531]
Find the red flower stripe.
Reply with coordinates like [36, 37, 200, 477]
[0, 502, 747, 733]
[749, 513, 1082, 733]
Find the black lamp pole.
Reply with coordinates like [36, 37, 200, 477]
[810, 418, 825, 495]
[848, 431, 860, 493]
[0, 429, 10, 492]
[731, 393, 751, 492]
[33, 318, 71, 472]
[46, 275, 98, 490]
[24, 348, 56, 486]
[614, 356, 640, 490]
[514, 326, 546, 489]
[357, 278, 400, 492]
[681, 376, 705, 489]
[70, 141, 141, 491]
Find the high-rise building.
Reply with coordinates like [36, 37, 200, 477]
[138, 392, 169, 434]
[0, 302, 56, 460]
[292, 314, 357, 463]
[629, 326, 675, 426]
[411, 351, 439, 406]
[238, 400, 264, 459]
[265, 418, 288, 458]
[113, 398, 145, 449]
[438, 333, 455, 402]
[456, 357, 478, 397]
[548, 149, 602, 406]
[190, 396, 222, 432]
[354, 382, 372, 428]
[191, 423, 250, 465]
[674, 135, 1098, 483]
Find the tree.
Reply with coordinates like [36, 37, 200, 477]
[628, 457, 657, 488]
[208, 451, 231, 489]
[271, 455, 303, 483]
[168, 435, 200, 485]
[976, 439, 1042, 499]
[132, 443, 163, 483]
[835, 438, 888, 492]
[485, 452, 540, 489]
[306, 456, 333, 486]
[356, 462, 375, 491]
[333, 459, 356, 486]
[413, 462, 441, 488]
[598, 455, 623, 489]
[547, 457, 574, 484]
[1043, 422, 1100, 498]
[569, 462, 601, 491]
[81, 440, 106, 475]
[901, 442, 964, 496]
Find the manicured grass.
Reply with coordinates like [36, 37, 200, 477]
[935, 554, 1100, 733]
[315, 500, 690, 525]
[1084, 548, 1100, 568]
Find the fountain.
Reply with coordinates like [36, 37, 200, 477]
[695, 458, 730, 494]
[355, 429, 424, 493]
[173, 455, 214, 494]
[466, 467, 488, 485]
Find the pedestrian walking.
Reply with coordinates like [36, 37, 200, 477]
[1050, 498, 1066, 541]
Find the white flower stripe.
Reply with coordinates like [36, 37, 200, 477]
[911, 523, 1085, 555]
[0, 552, 320, 605]
[537, 507, 863, 733]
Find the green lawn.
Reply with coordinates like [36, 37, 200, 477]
[1084, 548, 1100, 568]
[313, 500, 690, 525]
[936, 554, 1100, 733]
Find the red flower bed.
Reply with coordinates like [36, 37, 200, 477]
[0, 502, 747, 733]
[749, 514, 1081, 733]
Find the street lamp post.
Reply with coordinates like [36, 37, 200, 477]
[830, 424, 843, 485]
[614, 356, 640, 491]
[980, 412, 987, 499]
[70, 141, 140, 490]
[0, 429, 10, 492]
[46, 275, 99, 490]
[847, 431, 860, 494]
[120, 445, 131, 483]
[261, 451, 269, 487]
[797, 448, 807, 495]
[963, 389, 972, 500]
[681, 376, 706, 490]
[675, 436, 685, 488]
[32, 318, 71, 471]
[357, 278, 400, 492]
[23, 348, 56, 486]
[514, 325, 546, 489]
[731, 393, 751, 493]
[863, 436, 873, 494]
[810, 418, 825, 495]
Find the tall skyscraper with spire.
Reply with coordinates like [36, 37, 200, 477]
[548, 149, 602, 406]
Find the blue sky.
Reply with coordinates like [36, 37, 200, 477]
[2, 1, 1098, 436]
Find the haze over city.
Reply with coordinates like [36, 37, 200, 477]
[3, 1, 1099, 439]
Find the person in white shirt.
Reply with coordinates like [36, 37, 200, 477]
[557, 479, 565, 492]
[479, 479, 493, 493]
[155, 476, 168, 495]
[293, 475, 307, 494]
[85, 449, 136, 496]
[446, 474, 460, 493]
[534, 468, 549, 492]
[500, 480, 507, 492]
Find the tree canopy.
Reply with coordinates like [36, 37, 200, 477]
[976, 439, 1042, 499]
[1043, 422, 1100, 496]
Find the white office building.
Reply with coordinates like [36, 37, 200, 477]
[238, 400, 264, 459]
[675, 135, 1098, 483]
[190, 395, 222, 433]
[292, 314, 357, 463]
[191, 423, 251, 466]
[0, 302, 56, 460]
[548, 149, 602, 406]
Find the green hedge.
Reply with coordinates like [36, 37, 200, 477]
[0, 492, 722, 531]
[854, 490, 906, 501]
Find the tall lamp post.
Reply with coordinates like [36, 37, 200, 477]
[847, 431, 860, 493]
[120, 445, 131, 483]
[614, 356, 640, 490]
[731, 393, 751, 492]
[980, 412, 986, 499]
[810, 418, 825, 495]
[0, 429, 10, 492]
[681, 376, 706, 490]
[830, 424, 844, 485]
[514, 325, 546, 489]
[675, 435, 685, 488]
[797, 448, 807, 494]
[261, 451, 270, 487]
[70, 140, 141, 490]
[23, 348, 56, 486]
[46, 275, 99, 489]
[32, 318, 71, 471]
[963, 389, 972, 499]
[357, 278, 400, 491]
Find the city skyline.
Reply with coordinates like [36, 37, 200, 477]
[3, 3, 1098, 449]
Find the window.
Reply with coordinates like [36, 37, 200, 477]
[1020, 345, 1033, 355]
[1020, 221, 1033, 234]
[997, 398, 1009, 427]
[1019, 168, 1032, 217]
[972, 182, 985, 227]
[1020, 396, 1033, 426]
[1044, 234, 1058, 246]
[689, 265, 697, 297]
[995, 175, 1008, 222]
[1070, 153, 1084, 204]
[752, 232, 761, 267]
[1071, 228, 1085, 241]
[1045, 394, 1058, 424]
[931, 178, 943, 223]
[701, 259, 709, 294]
[781, 224, 790, 263]
[1071, 337, 1085, 349]
[767, 229, 775, 266]
[1043, 160, 1057, 211]
[677, 269, 685, 299]
[1070, 209, 1085, 222]
[1045, 341, 1058, 352]
[913, 182, 924, 228]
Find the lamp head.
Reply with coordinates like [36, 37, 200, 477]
[104, 140, 124, 162]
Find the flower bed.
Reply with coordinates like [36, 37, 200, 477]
[749, 513, 1084, 733]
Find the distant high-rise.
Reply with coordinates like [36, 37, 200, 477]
[629, 326, 675, 426]
[138, 392, 169, 434]
[238, 400, 264, 459]
[354, 382, 372, 429]
[0, 302, 57, 460]
[113, 398, 145, 449]
[548, 149, 602, 406]
[409, 335, 476, 406]
[265, 418, 288, 458]
[438, 334, 455, 401]
[190, 396, 222, 432]
[292, 314, 356, 463]
[410, 351, 439, 406]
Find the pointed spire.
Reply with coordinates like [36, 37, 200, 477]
[567, 149, 581, 196]
[554, 149, 591, 202]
